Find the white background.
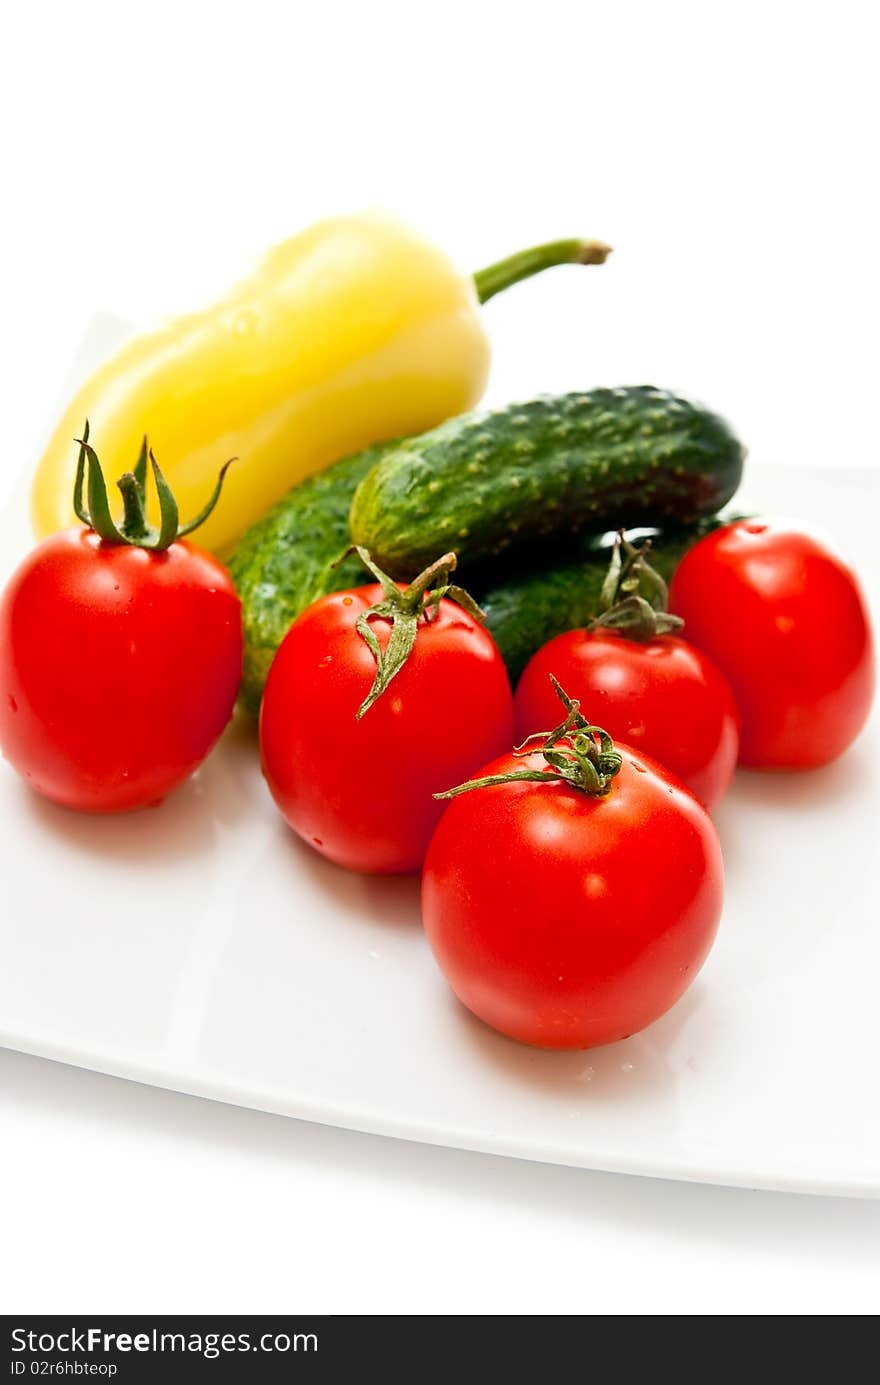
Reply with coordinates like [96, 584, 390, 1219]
[1, 0, 879, 1315]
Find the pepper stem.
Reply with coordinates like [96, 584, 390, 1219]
[435, 676, 622, 800]
[473, 237, 612, 305]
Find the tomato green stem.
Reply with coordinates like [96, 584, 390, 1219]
[352, 548, 484, 718]
[116, 471, 152, 540]
[71, 421, 234, 551]
[435, 676, 622, 799]
[473, 238, 612, 305]
[588, 532, 684, 641]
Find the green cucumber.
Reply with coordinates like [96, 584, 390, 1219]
[227, 445, 390, 713]
[349, 387, 744, 577]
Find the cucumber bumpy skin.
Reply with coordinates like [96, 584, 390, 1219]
[349, 387, 744, 578]
[227, 446, 389, 713]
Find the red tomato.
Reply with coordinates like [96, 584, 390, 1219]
[0, 529, 242, 812]
[515, 630, 740, 809]
[423, 742, 723, 1050]
[669, 520, 875, 768]
[260, 584, 514, 874]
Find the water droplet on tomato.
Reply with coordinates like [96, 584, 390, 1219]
[342, 596, 354, 606]
[745, 522, 767, 535]
[631, 760, 646, 773]
[7, 694, 17, 713]
[312, 837, 323, 847]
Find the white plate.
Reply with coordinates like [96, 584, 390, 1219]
[2, 363, 878, 1197]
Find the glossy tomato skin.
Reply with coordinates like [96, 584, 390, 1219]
[669, 520, 875, 768]
[423, 743, 723, 1050]
[0, 528, 242, 812]
[514, 630, 740, 810]
[260, 584, 514, 874]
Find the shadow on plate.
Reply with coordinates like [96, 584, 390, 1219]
[711, 737, 875, 868]
[444, 979, 705, 1103]
[272, 820, 423, 932]
[732, 741, 873, 812]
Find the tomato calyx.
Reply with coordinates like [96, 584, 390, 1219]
[72, 419, 235, 552]
[350, 548, 484, 718]
[436, 675, 622, 800]
[589, 531, 684, 641]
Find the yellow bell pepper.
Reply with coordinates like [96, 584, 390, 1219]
[31, 212, 610, 554]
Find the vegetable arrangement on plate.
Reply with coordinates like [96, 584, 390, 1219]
[1, 212, 875, 1053]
